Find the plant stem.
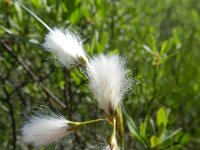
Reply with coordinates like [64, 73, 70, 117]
[116, 107, 124, 149]
[69, 118, 106, 126]
[20, 3, 51, 31]
[109, 117, 118, 150]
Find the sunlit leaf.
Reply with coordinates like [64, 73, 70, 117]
[139, 121, 147, 138]
[150, 135, 160, 148]
[156, 107, 168, 130]
[160, 41, 168, 55]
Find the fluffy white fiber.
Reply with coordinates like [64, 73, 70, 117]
[102, 145, 120, 150]
[21, 110, 69, 146]
[86, 55, 131, 116]
[102, 145, 111, 150]
[43, 28, 88, 68]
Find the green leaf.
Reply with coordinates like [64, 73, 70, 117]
[101, 31, 108, 47]
[125, 113, 143, 143]
[70, 9, 81, 24]
[180, 133, 191, 144]
[70, 71, 81, 85]
[160, 41, 168, 55]
[14, 1, 22, 21]
[146, 35, 157, 51]
[108, 49, 119, 55]
[150, 135, 160, 148]
[32, 0, 41, 8]
[160, 52, 177, 64]
[156, 107, 168, 130]
[162, 128, 182, 142]
[139, 121, 147, 138]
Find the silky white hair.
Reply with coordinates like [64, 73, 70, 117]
[102, 145, 120, 150]
[86, 55, 132, 116]
[21, 109, 70, 146]
[43, 28, 88, 68]
[102, 145, 111, 150]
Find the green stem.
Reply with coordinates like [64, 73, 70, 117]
[69, 118, 106, 126]
[116, 106, 124, 149]
[112, 117, 117, 138]
[20, 3, 51, 31]
[109, 117, 118, 150]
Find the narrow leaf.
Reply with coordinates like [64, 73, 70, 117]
[156, 107, 168, 130]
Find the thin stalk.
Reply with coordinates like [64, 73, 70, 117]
[109, 117, 118, 150]
[69, 118, 106, 126]
[116, 107, 124, 149]
[20, 3, 51, 31]
[112, 117, 117, 140]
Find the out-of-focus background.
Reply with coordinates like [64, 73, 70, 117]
[0, 0, 200, 149]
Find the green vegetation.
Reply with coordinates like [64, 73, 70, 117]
[0, 0, 199, 149]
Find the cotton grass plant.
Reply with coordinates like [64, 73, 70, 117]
[20, 4, 133, 150]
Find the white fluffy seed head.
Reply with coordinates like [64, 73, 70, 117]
[102, 145, 111, 150]
[21, 109, 70, 146]
[86, 55, 132, 116]
[43, 28, 88, 68]
[102, 145, 120, 150]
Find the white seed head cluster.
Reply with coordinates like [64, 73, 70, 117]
[21, 110, 69, 146]
[86, 55, 131, 116]
[21, 27, 133, 148]
[43, 28, 88, 68]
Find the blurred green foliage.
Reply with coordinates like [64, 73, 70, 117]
[0, 0, 200, 149]
[126, 107, 183, 149]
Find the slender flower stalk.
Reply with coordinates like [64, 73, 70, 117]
[109, 117, 119, 150]
[20, 4, 51, 31]
[43, 28, 88, 68]
[69, 118, 106, 126]
[86, 54, 132, 116]
[116, 107, 124, 148]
